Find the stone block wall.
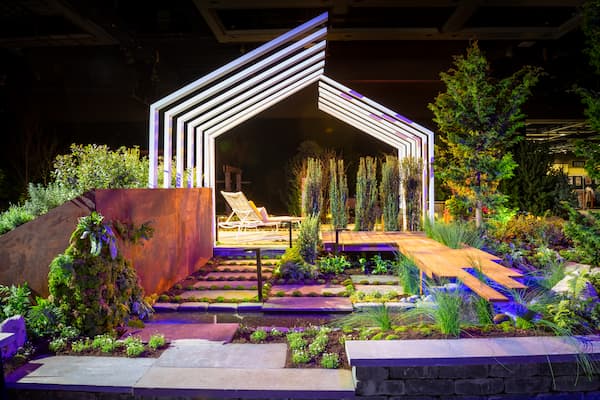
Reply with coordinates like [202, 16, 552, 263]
[354, 362, 600, 399]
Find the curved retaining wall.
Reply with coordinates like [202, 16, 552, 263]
[0, 188, 213, 297]
[346, 336, 600, 399]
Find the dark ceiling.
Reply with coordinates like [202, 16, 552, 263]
[0, 0, 595, 191]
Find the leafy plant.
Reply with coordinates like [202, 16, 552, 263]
[291, 349, 311, 364]
[355, 157, 378, 231]
[123, 336, 145, 357]
[286, 332, 306, 350]
[563, 205, 600, 266]
[92, 334, 119, 353]
[297, 214, 320, 265]
[250, 329, 268, 343]
[52, 144, 148, 194]
[71, 338, 92, 353]
[371, 254, 391, 275]
[49, 337, 67, 353]
[26, 297, 65, 339]
[320, 353, 340, 369]
[317, 254, 351, 275]
[148, 334, 166, 351]
[380, 155, 400, 231]
[48, 212, 153, 337]
[0, 204, 35, 235]
[0, 283, 31, 320]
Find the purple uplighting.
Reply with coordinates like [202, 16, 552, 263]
[369, 113, 383, 121]
[349, 89, 363, 98]
[395, 131, 411, 140]
[381, 114, 396, 123]
[340, 92, 354, 101]
[395, 113, 413, 124]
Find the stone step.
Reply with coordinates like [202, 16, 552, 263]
[214, 265, 274, 273]
[350, 274, 399, 284]
[262, 297, 353, 313]
[179, 289, 258, 301]
[192, 280, 258, 290]
[199, 271, 272, 281]
[270, 284, 347, 296]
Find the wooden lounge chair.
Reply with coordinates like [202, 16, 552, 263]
[219, 191, 302, 234]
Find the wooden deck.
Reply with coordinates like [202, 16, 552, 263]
[322, 231, 525, 302]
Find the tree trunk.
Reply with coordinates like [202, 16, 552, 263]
[475, 200, 483, 228]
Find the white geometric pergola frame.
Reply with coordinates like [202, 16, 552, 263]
[148, 12, 434, 232]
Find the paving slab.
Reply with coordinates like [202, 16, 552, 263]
[237, 302, 263, 312]
[270, 284, 346, 296]
[201, 272, 271, 280]
[345, 336, 600, 367]
[9, 356, 155, 393]
[207, 303, 239, 312]
[153, 303, 179, 312]
[134, 367, 354, 399]
[156, 340, 287, 368]
[354, 284, 402, 295]
[351, 274, 399, 284]
[263, 297, 353, 312]
[385, 302, 416, 311]
[180, 289, 257, 300]
[178, 302, 209, 312]
[353, 302, 386, 311]
[215, 265, 274, 272]
[192, 280, 257, 289]
[123, 322, 238, 343]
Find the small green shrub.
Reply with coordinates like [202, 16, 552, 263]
[371, 254, 391, 275]
[0, 283, 31, 320]
[291, 349, 311, 364]
[250, 329, 268, 343]
[71, 338, 92, 353]
[0, 205, 35, 235]
[297, 215, 321, 264]
[563, 205, 600, 266]
[49, 337, 67, 353]
[148, 334, 166, 351]
[270, 328, 283, 337]
[287, 332, 306, 350]
[320, 353, 340, 369]
[424, 219, 483, 249]
[123, 336, 145, 357]
[317, 254, 351, 275]
[92, 334, 119, 353]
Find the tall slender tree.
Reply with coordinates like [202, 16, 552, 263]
[380, 155, 400, 231]
[354, 157, 378, 231]
[428, 42, 542, 228]
[329, 158, 348, 229]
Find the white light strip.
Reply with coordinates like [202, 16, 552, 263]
[204, 71, 322, 188]
[318, 81, 421, 155]
[319, 103, 407, 155]
[318, 96, 409, 154]
[149, 12, 328, 188]
[174, 47, 325, 186]
[198, 62, 324, 138]
[320, 75, 434, 221]
[163, 28, 326, 186]
[318, 89, 415, 154]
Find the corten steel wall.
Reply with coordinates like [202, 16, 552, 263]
[0, 189, 213, 297]
[94, 188, 213, 295]
[0, 195, 95, 297]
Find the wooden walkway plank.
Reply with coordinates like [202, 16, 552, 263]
[321, 230, 523, 302]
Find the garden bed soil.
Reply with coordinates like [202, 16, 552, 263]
[232, 324, 563, 370]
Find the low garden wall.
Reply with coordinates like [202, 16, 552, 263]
[346, 336, 600, 399]
[0, 188, 213, 297]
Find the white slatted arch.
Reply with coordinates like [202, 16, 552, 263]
[148, 12, 435, 233]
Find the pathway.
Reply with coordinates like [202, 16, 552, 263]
[323, 231, 525, 302]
